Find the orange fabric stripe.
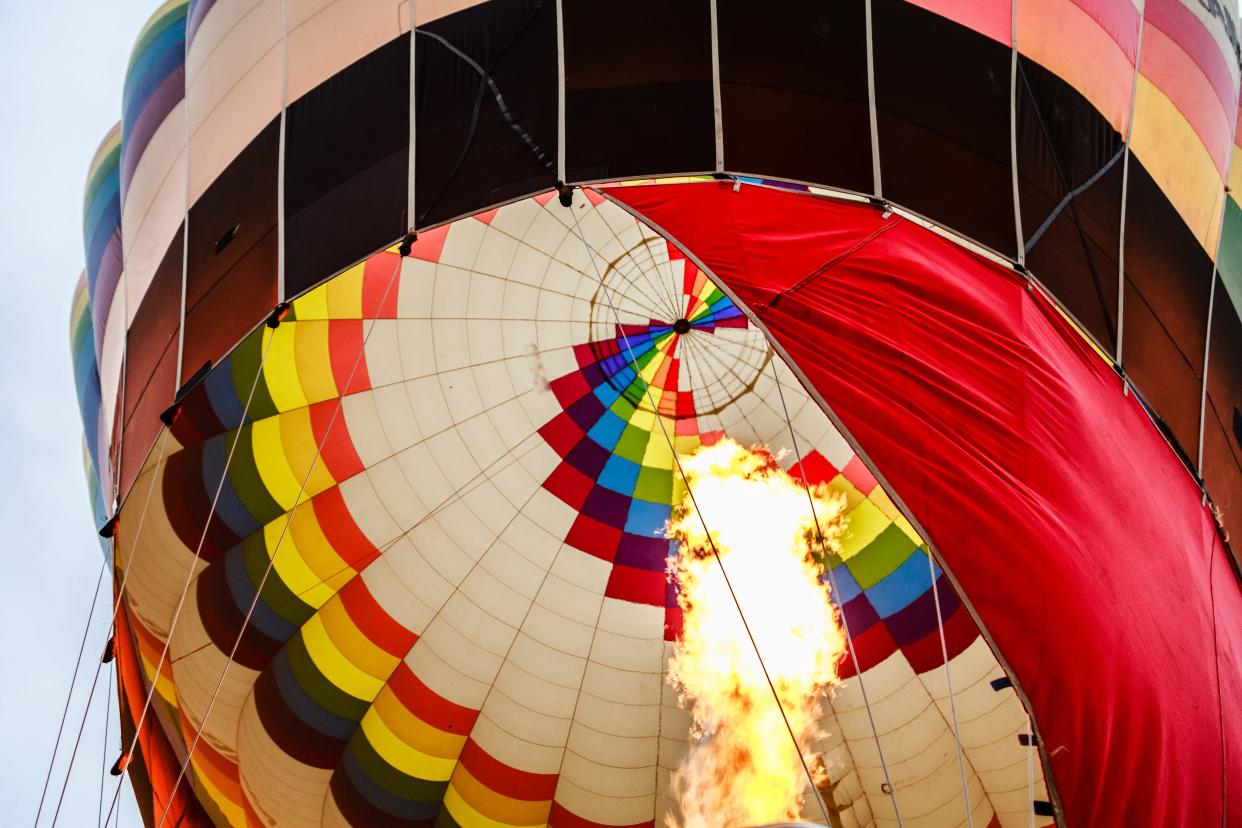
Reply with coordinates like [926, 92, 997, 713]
[339, 577, 418, 657]
[389, 663, 479, 733]
[458, 738, 559, 801]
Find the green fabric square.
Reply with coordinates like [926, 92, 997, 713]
[634, 465, 674, 504]
[846, 523, 918, 589]
[614, 424, 649, 464]
[610, 393, 637, 421]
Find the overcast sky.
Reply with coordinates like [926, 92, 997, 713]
[0, 2, 154, 825]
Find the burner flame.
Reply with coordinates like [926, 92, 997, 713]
[666, 438, 849, 827]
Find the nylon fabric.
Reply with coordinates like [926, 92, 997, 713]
[611, 180, 1242, 828]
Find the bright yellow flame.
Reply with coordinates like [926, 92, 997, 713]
[666, 437, 849, 828]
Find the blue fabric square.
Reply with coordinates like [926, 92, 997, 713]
[867, 548, 932, 618]
[598, 454, 641, 495]
[826, 562, 863, 605]
[593, 382, 621, 409]
[587, 410, 628, 449]
[625, 498, 670, 536]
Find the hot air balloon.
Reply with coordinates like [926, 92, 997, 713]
[65, 1, 1242, 827]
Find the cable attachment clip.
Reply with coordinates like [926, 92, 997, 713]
[109, 752, 131, 776]
[556, 181, 575, 208]
[266, 301, 292, 329]
[98, 514, 119, 540]
[398, 230, 418, 257]
[1013, 261, 1034, 292]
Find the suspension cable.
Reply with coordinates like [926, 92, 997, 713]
[98, 665, 112, 828]
[64, 424, 171, 828]
[49, 639, 109, 826]
[770, 364, 905, 828]
[34, 560, 106, 827]
[101, 329, 276, 828]
[38, 422, 168, 825]
[567, 191, 833, 825]
[153, 250, 405, 827]
[925, 544, 974, 826]
[1026, 715, 1035, 828]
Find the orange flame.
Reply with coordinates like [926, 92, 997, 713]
[666, 438, 848, 827]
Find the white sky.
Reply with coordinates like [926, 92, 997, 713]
[0, 2, 154, 825]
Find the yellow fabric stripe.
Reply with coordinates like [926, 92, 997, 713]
[1229, 144, 1241, 213]
[641, 425, 675, 470]
[250, 416, 303, 511]
[690, 268, 708, 298]
[372, 690, 467, 760]
[139, 651, 178, 707]
[450, 764, 549, 827]
[319, 598, 400, 685]
[279, 408, 337, 500]
[264, 518, 338, 609]
[301, 612, 386, 701]
[1129, 77, 1225, 254]
[286, 500, 353, 599]
[135, 0, 184, 42]
[86, 126, 121, 184]
[326, 261, 367, 319]
[827, 474, 865, 511]
[867, 486, 902, 523]
[188, 755, 244, 828]
[294, 322, 339, 404]
[615, 175, 715, 186]
[360, 705, 459, 781]
[292, 285, 329, 322]
[668, 436, 702, 506]
[864, 486, 926, 546]
[628, 407, 655, 431]
[261, 326, 309, 412]
[443, 784, 547, 828]
[839, 498, 890, 560]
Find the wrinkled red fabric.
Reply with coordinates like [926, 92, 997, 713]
[114, 597, 213, 827]
[612, 181, 1242, 827]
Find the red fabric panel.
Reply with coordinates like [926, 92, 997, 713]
[114, 598, 212, 827]
[387, 663, 478, 733]
[121, 224, 183, 498]
[458, 739, 558, 801]
[1071, 0, 1141, 61]
[611, 181, 1242, 827]
[120, 339, 176, 499]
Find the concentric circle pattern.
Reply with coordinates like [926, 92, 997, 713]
[115, 192, 1050, 827]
